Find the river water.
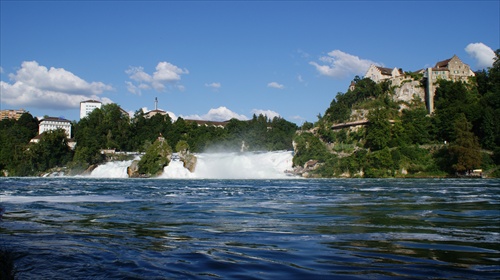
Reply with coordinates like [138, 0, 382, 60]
[1, 178, 499, 279]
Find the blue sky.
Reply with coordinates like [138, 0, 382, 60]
[1, 1, 499, 125]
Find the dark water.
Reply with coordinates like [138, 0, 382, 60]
[1, 178, 499, 279]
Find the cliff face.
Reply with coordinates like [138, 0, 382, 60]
[392, 79, 426, 107]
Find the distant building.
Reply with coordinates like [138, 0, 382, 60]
[80, 100, 102, 119]
[364, 65, 403, 83]
[145, 97, 168, 119]
[0, 109, 27, 120]
[185, 119, 229, 128]
[31, 117, 74, 148]
[38, 117, 72, 138]
[422, 55, 475, 113]
[422, 55, 475, 83]
[363, 55, 475, 114]
[145, 109, 168, 119]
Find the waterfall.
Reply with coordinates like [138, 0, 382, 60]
[160, 151, 294, 179]
[88, 151, 294, 179]
[89, 159, 135, 178]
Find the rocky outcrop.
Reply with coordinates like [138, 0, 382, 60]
[291, 159, 322, 178]
[137, 136, 173, 177]
[127, 160, 141, 178]
[176, 141, 197, 172]
[181, 153, 197, 173]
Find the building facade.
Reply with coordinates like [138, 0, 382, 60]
[425, 55, 475, 83]
[0, 109, 27, 120]
[38, 117, 72, 138]
[363, 55, 475, 114]
[80, 100, 102, 119]
[364, 65, 403, 83]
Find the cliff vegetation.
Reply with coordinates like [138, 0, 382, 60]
[292, 50, 500, 178]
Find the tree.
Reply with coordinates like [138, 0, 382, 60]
[365, 108, 391, 151]
[401, 106, 431, 145]
[29, 129, 73, 173]
[138, 138, 172, 176]
[448, 114, 482, 173]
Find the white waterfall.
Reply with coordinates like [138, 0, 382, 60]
[160, 151, 294, 179]
[88, 151, 294, 179]
[88, 159, 135, 178]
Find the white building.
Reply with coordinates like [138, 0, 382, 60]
[80, 100, 102, 119]
[38, 117, 72, 138]
[364, 65, 403, 83]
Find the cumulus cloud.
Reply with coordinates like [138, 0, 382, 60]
[309, 50, 377, 79]
[251, 109, 281, 120]
[126, 61, 189, 94]
[182, 106, 248, 122]
[205, 82, 221, 89]
[0, 61, 113, 110]
[465, 42, 496, 69]
[267, 82, 284, 89]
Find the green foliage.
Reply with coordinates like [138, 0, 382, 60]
[292, 132, 330, 167]
[0, 113, 39, 175]
[175, 140, 190, 153]
[364, 148, 394, 177]
[448, 114, 482, 173]
[401, 106, 431, 145]
[365, 108, 391, 151]
[297, 51, 500, 177]
[138, 138, 172, 176]
[29, 129, 74, 174]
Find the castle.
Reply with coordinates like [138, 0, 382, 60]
[364, 55, 475, 114]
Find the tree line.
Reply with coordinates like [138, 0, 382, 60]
[0, 107, 297, 176]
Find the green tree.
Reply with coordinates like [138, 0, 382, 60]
[365, 108, 391, 151]
[448, 114, 482, 173]
[138, 138, 172, 176]
[29, 129, 73, 173]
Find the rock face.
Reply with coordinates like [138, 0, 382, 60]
[181, 153, 197, 173]
[175, 140, 197, 173]
[127, 160, 140, 178]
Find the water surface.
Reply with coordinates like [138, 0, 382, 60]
[1, 178, 499, 279]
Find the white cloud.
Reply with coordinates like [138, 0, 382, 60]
[267, 82, 284, 89]
[0, 61, 113, 110]
[465, 42, 496, 69]
[251, 109, 281, 120]
[126, 61, 188, 94]
[309, 50, 377, 79]
[0, 66, 4, 74]
[182, 106, 248, 122]
[205, 82, 221, 89]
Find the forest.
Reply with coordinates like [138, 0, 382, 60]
[0, 108, 297, 176]
[293, 50, 500, 178]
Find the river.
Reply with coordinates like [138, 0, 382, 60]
[1, 177, 499, 279]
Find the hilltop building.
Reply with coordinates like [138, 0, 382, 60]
[364, 55, 475, 114]
[80, 100, 129, 120]
[0, 109, 27, 120]
[185, 119, 229, 128]
[38, 117, 72, 137]
[80, 100, 102, 119]
[364, 66, 403, 83]
[31, 117, 76, 149]
[145, 97, 169, 118]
